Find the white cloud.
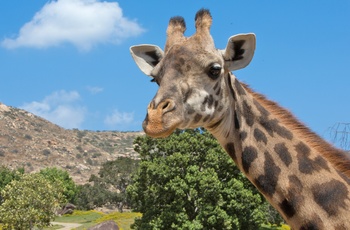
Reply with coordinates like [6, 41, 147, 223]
[2, 0, 144, 51]
[20, 90, 86, 129]
[86, 86, 103, 94]
[104, 110, 134, 128]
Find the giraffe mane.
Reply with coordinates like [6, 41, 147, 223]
[241, 83, 350, 178]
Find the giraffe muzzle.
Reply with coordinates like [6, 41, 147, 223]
[142, 99, 180, 138]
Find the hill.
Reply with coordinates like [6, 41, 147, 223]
[0, 102, 143, 184]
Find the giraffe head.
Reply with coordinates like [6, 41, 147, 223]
[130, 9, 256, 138]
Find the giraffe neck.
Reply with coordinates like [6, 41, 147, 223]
[208, 73, 350, 229]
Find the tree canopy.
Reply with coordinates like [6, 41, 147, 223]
[96, 157, 139, 211]
[0, 166, 24, 204]
[39, 167, 78, 204]
[127, 129, 283, 230]
[75, 157, 139, 211]
[0, 173, 65, 230]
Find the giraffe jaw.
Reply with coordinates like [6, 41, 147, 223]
[142, 109, 182, 138]
[142, 119, 180, 138]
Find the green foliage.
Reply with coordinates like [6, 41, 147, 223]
[39, 167, 79, 204]
[75, 183, 116, 210]
[0, 173, 65, 230]
[75, 157, 139, 211]
[98, 157, 139, 189]
[0, 166, 24, 191]
[0, 166, 24, 205]
[128, 129, 283, 230]
[97, 157, 139, 211]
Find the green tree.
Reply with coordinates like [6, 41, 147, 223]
[0, 173, 65, 230]
[0, 166, 24, 190]
[76, 157, 139, 211]
[39, 167, 78, 204]
[75, 183, 116, 210]
[96, 157, 139, 211]
[0, 166, 24, 205]
[127, 129, 283, 230]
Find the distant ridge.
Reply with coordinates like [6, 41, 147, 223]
[0, 102, 143, 184]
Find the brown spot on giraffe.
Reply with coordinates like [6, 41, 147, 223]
[312, 179, 349, 216]
[279, 175, 304, 219]
[241, 146, 258, 173]
[260, 117, 293, 140]
[254, 128, 268, 144]
[299, 215, 325, 230]
[274, 143, 292, 167]
[242, 100, 255, 127]
[254, 151, 281, 197]
[130, 9, 350, 229]
[225, 142, 236, 162]
[240, 131, 247, 141]
[296, 142, 330, 174]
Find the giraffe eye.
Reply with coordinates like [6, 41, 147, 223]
[208, 63, 222, 80]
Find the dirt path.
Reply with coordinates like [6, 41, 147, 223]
[51, 222, 82, 230]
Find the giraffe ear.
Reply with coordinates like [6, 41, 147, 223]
[222, 33, 256, 71]
[130, 45, 164, 76]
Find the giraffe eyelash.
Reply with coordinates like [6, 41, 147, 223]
[151, 78, 160, 85]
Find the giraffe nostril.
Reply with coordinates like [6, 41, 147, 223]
[159, 100, 175, 114]
[162, 102, 170, 110]
[149, 99, 175, 114]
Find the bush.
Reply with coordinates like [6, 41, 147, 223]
[0, 173, 65, 229]
[128, 129, 284, 229]
[43, 149, 51, 156]
[39, 167, 79, 204]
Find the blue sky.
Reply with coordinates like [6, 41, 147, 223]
[0, 1, 349, 144]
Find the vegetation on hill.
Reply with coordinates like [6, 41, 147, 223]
[0, 102, 142, 184]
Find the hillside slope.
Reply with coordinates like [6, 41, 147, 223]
[0, 102, 143, 184]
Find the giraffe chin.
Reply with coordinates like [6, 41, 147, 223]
[143, 124, 176, 138]
[142, 118, 180, 138]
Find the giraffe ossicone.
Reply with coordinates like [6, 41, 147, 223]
[130, 9, 350, 229]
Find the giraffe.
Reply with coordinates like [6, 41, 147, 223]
[130, 9, 350, 229]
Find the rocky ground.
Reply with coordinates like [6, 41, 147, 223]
[0, 102, 143, 184]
